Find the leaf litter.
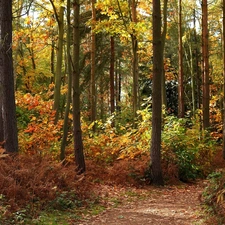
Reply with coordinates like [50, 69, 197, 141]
[75, 181, 207, 225]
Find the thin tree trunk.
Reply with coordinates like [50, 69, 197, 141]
[60, 0, 72, 161]
[91, 0, 96, 130]
[194, 9, 201, 111]
[178, 0, 184, 118]
[116, 59, 122, 112]
[0, 81, 4, 144]
[202, 0, 210, 129]
[161, 0, 168, 107]
[222, 0, 225, 159]
[131, 0, 139, 119]
[190, 43, 196, 115]
[73, 0, 85, 174]
[150, 0, 164, 186]
[110, 36, 115, 122]
[100, 73, 104, 120]
[0, 0, 18, 153]
[53, 5, 64, 123]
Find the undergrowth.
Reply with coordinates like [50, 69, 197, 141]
[84, 110, 216, 183]
[0, 154, 91, 224]
[202, 171, 225, 225]
[0, 153, 148, 224]
[10, 95, 220, 223]
[16, 94, 217, 184]
[162, 115, 216, 182]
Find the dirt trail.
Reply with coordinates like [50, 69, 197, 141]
[77, 181, 207, 225]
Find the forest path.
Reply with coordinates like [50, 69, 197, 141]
[75, 180, 206, 225]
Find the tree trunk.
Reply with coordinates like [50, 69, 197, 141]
[73, 0, 86, 174]
[150, 0, 164, 186]
[60, 0, 72, 161]
[131, 0, 139, 119]
[161, 0, 168, 107]
[194, 10, 201, 111]
[0, 0, 18, 153]
[202, 0, 210, 129]
[0, 84, 4, 144]
[91, 0, 96, 130]
[178, 0, 184, 118]
[110, 36, 115, 125]
[190, 43, 196, 115]
[53, 5, 64, 123]
[100, 73, 104, 120]
[223, 0, 225, 159]
[116, 59, 122, 112]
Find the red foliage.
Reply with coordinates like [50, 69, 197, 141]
[0, 154, 88, 215]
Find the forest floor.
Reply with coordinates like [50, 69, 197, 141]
[74, 180, 206, 225]
[73, 151, 225, 225]
[1, 150, 224, 224]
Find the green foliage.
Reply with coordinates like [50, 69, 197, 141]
[162, 116, 216, 181]
[84, 108, 152, 163]
[85, 106, 216, 182]
[49, 192, 81, 211]
[202, 171, 225, 224]
[16, 106, 30, 130]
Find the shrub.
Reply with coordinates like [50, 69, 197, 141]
[202, 171, 225, 224]
[0, 154, 88, 222]
[16, 92, 63, 155]
[162, 116, 216, 182]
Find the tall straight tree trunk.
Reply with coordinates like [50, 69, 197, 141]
[222, 0, 225, 159]
[73, 0, 85, 174]
[52, 5, 64, 123]
[91, 0, 96, 129]
[150, 0, 164, 186]
[202, 0, 210, 129]
[100, 73, 104, 120]
[116, 59, 122, 112]
[110, 36, 115, 117]
[131, 0, 139, 119]
[178, 0, 184, 118]
[60, 0, 72, 161]
[131, 36, 138, 118]
[190, 43, 196, 115]
[0, 97, 3, 143]
[161, 0, 168, 107]
[194, 9, 201, 111]
[0, 0, 18, 153]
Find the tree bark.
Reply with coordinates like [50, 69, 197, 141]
[0, 0, 18, 153]
[202, 0, 210, 129]
[0, 81, 4, 144]
[222, 0, 225, 159]
[178, 0, 185, 118]
[110, 36, 115, 122]
[52, 4, 64, 123]
[116, 59, 122, 112]
[150, 0, 164, 186]
[161, 0, 168, 107]
[73, 0, 86, 174]
[91, 0, 96, 130]
[60, 0, 72, 161]
[131, 0, 139, 119]
[194, 9, 201, 111]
